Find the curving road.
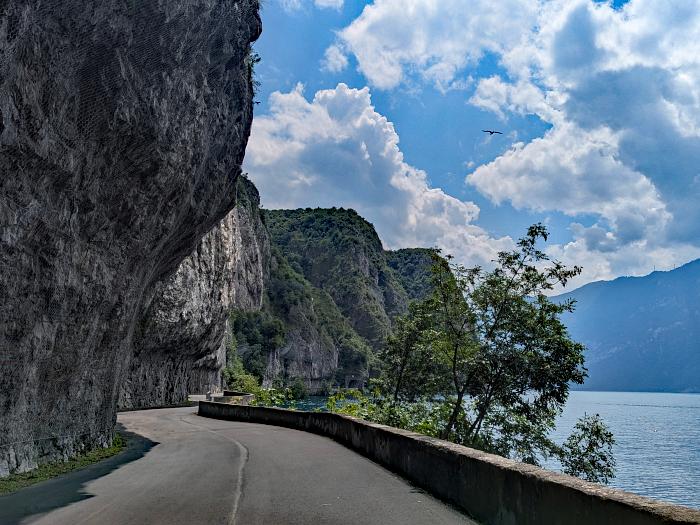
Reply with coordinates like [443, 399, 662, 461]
[0, 407, 475, 524]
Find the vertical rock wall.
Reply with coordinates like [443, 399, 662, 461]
[120, 178, 269, 409]
[262, 329, 341, 393]
[0, 0, 261, 475]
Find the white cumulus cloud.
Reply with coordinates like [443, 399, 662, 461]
[279, 0, 303, 12]
[314, 0, 344, 8]
[329, 0, 700, 282]
[322, 45, 349, 73]
[332, 0, 540, 90]
[468, 123, 671, 248]
[244, 83, 512, 266]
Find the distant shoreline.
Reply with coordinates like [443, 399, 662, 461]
[570, 388, 700, 395]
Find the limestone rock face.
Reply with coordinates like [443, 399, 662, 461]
[0, 0, 261, 475]
[262, 329, 340, 393]
[120, 179, 268, 409]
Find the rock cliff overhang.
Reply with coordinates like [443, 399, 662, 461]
[0, 0, 261, 476]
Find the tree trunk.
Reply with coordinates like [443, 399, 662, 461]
[441, 390, 465, 440]
[393, 358, 407, 402]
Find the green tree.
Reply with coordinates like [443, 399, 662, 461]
[366, 224, 615, 482]
[222, 351, 260, 393]
[416, 224, 586, 449]
[560, 413, 616, 483]
[381, 300, 448, 403]
[289, 377, 309, 400]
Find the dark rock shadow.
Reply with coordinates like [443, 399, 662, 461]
[0, 423, 157, 525]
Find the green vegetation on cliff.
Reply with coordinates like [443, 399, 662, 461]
[385, 248, 439, 302]
[230, 307, 285, 381]
[264, 208, 412, 348]
[227, 207, 438, 392]
[229, 245, 371, 392]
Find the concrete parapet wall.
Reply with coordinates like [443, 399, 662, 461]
[198, 401, 700, 525]
[209, 394, 254, 405]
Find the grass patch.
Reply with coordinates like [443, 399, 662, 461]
[0, 433, 126, 495]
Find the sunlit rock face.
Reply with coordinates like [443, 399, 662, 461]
[0, 0, 261, 476]
[120, 179, 268, 409]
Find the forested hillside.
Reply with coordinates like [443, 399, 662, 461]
[231, 246, 371, 392]
[265, 208, 412, 348]
[228, 208, 438, 392]
[386, 248, 438, 302]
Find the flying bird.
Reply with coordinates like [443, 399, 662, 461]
[482, 129, 503, 135]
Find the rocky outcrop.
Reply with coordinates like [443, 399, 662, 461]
[261, 330, 339, 393]
[119, 178, 268, 409]
[0, 0, 261, 476]
[257, 251, 369, 392]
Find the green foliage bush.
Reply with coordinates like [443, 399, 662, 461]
[289, 377, 309, 400]
[222, 349, 306, 406]
[251, 387, 298, 408]
[559, 413, 616, 483]
[222, 342, 261, 393]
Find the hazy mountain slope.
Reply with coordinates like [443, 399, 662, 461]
[555, 260, 700, 392]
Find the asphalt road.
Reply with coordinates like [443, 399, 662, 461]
[0, 407, 475, 525]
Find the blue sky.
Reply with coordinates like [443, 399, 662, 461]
[244, 0, 700, 287]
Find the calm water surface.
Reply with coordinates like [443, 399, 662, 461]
[297, 391, 700, 508]
[547, 391, 700, 509]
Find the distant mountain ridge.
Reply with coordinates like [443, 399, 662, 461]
[555, 259, 700, 393]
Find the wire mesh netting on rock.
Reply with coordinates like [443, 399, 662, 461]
[0, 0, 261, 476]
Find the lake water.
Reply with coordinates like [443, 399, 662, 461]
[546, 391, 700, 509]
[296, 391, 700, 509]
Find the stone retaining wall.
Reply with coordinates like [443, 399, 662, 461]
[198, 401, 700, 525]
